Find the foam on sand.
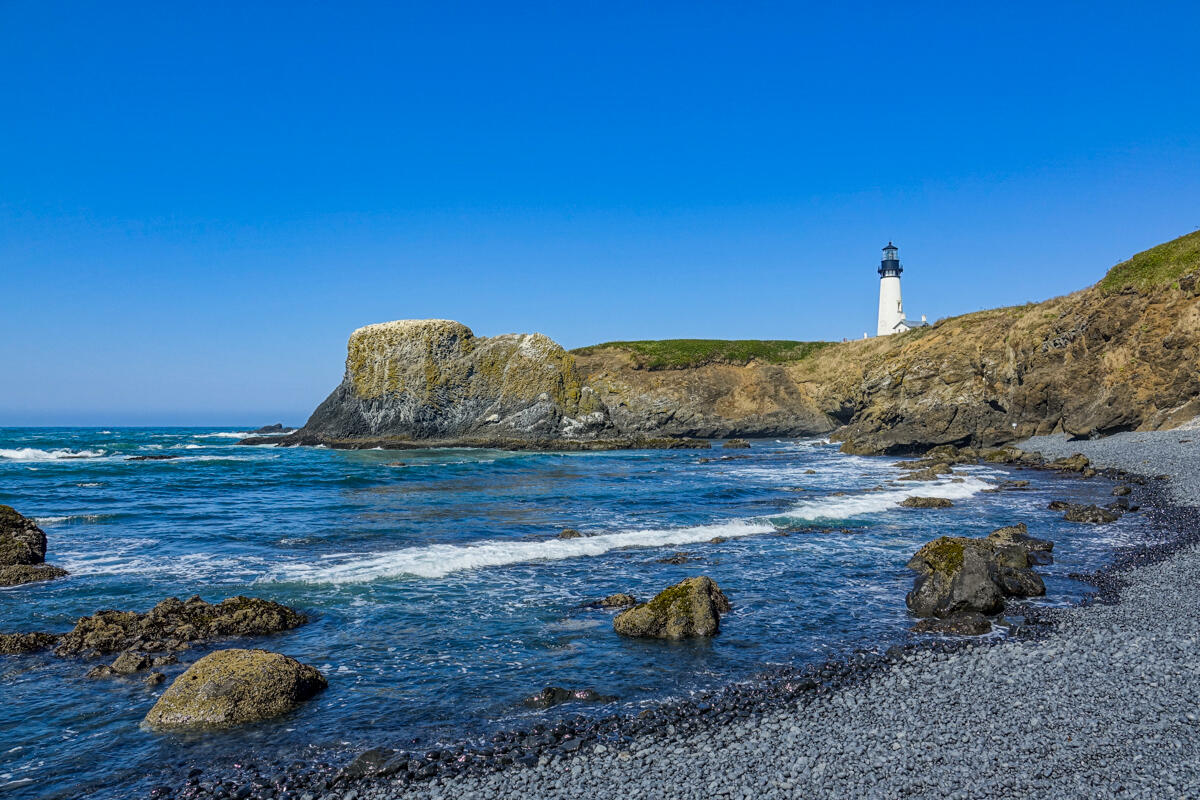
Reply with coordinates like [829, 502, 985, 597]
[267, 476, 991, 584]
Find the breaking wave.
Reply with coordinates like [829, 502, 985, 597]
[0, 448, 107, 461]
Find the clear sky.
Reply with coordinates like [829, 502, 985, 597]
[3, 1, 1199, 425]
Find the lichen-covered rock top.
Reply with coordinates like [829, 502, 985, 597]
[55, 595, 307, 656]
[296, 319, 615, 443]
[614, 576, 731, 639]
[143, 648, 327, 730]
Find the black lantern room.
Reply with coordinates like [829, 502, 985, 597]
[878, 242, 902, 278]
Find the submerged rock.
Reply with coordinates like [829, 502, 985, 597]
[87, 650, 154, 678]
[1063, 504, 1121, 524]
[55, 595, 307, 657]
[126, 455, 182, 461]
[143, 648, 326, 730]
[586, 593, 639, 609]
[655, 552, 697, 565]
[0, 506, 68, 587]
[0, 564, 70, 587]
[0, 632, 58, 655]
[900, 497, 954, 509]
[614, 576, 731, 639]
[522, 686, 617, 709]
[1112, 485, 1133, 496]
[722, 439, 751, 449]
[557, 528, 583, 540]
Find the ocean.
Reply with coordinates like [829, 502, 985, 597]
[0, 428, 1150, 798]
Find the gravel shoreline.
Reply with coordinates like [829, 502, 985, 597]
[178, 432, 1200, 800]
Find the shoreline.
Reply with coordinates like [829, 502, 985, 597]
[165, 435, 1200, 800]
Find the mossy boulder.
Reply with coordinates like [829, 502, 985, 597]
[55, 595, 307, 657]
[722, 438, 751, 449]
[1049, 453, 1091, 473]
[0, 506, 68, 587]
[905, 527, 1049, 619]
[613, 576, 731, 639]
[143, 649, 326, 730]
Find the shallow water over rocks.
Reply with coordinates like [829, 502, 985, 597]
[0, 428, 1154, 798]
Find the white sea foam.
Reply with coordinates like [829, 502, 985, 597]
[0, 448, 106, 461]
[193, 432, 252, 439]
[266, 475, 991, 585]
[776, 475, 991, 522]
[267, 518, 773, 583]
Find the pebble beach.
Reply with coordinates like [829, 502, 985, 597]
[340, 431, 1200, 800]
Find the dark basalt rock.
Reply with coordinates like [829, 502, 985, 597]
[557, 528, 583, 540]
[1047, 500, 1073, 511]
[0, 506, 68, 587]
[899, 497, 954, 509]
[655, 552, 697, 565]
[0, 632, 58, 655]
[126, 455, 183, 461]
[249, 424, 295, 434]
[55, 595, 308, 657]
[614, 576, 731, 639]
[87, 650, 154, 678]
[522, 686, 617, 709]
[906, 524, 1051, 618]
[143, 648, 327, 730]
[1063, 504, 1121, 524]
[912, 612, 992, 636]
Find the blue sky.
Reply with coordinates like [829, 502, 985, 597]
[2, 1, 1198, 425]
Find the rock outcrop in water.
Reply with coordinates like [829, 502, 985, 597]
[143, 648, 327, 730]
[614, 576, 731, 638]
[0, 506, 69, 587]
[55, 595, 307, 657]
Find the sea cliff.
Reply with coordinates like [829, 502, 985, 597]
[258, 231, 1200, 453]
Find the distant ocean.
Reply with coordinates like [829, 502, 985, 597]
[0, 428, 1149, 798]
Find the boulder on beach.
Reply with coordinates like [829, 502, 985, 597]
[1063, 504, 1121, 524]
[143, 648, 327, 730]
[614, 576, 731, 639]
[0, 632, 58, 655]
[0, 505, 69, 587]
[1112, 485, 1132, 496]
[900, 497, 954, 509]
[522, 686, 617, 709]
[55, 595, 308, 657]
[906, 525, 1051, 619]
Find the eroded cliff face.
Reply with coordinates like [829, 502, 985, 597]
[296, 320, 615, 444]
[278, 232, 1200, 453]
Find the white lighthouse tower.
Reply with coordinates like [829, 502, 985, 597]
[877, 242, 908, 336]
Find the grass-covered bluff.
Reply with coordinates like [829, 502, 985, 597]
[1098, 229, 1200, 292]
[571, 338, 833, 370]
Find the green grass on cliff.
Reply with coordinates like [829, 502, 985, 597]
[571, 339, 833, 370]
[1098, 229, 1200, 292]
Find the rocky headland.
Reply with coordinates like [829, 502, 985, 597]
[248, 230, 1200, 454]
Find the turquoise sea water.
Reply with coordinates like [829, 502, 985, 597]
[0, 429, 1151, 798]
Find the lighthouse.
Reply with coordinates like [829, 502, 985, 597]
[876, 242, 919, 336]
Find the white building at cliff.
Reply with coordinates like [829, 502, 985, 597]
[876, 242, 928, 336]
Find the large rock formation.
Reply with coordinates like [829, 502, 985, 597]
[143, 649, 327, 730]
[0, 505, 68, 587]
[256, 320, 712, 450]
